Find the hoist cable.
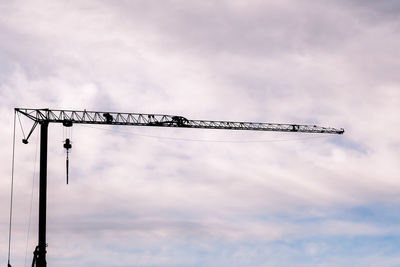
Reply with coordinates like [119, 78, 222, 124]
[8, 110, 17, 266]
[24, 130, 39, 267]
[66, 151, 69, 185]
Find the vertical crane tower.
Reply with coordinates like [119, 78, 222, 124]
[13, 108, 344, 267]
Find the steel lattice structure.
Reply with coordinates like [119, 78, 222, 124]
[16, 108, 344, 134]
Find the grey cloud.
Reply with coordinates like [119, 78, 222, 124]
[341, 0, 400, 19]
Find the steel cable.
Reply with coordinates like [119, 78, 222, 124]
[8, 110, 17, 267]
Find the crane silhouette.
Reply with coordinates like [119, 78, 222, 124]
[13, 108, 344, 267]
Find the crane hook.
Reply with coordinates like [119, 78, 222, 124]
[63, 138, 72, 184]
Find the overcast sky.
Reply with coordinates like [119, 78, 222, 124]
[1, 1, 400, 266]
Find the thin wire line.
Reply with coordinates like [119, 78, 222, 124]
[24, 130, 39, 267]
[77, 124, 330, 143]
[17, 111, 26, 139]
[8, 110, 17, 266]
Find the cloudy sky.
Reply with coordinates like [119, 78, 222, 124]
[1, 0, 400, 266]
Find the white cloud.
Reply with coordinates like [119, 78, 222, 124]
[1, 0, 399, 266]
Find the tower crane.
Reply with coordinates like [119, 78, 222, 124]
[11, 108, 344, 267]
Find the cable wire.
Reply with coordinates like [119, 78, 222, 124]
[24, 130, 39, 267]
[77, 124, 330, 143]
[17, 111, 26, 139]
[8, 110, 17, 266]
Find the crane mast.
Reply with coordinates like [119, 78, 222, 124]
[13, 107, 344, 267]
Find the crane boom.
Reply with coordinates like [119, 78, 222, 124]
[15, 108, 344, 134]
